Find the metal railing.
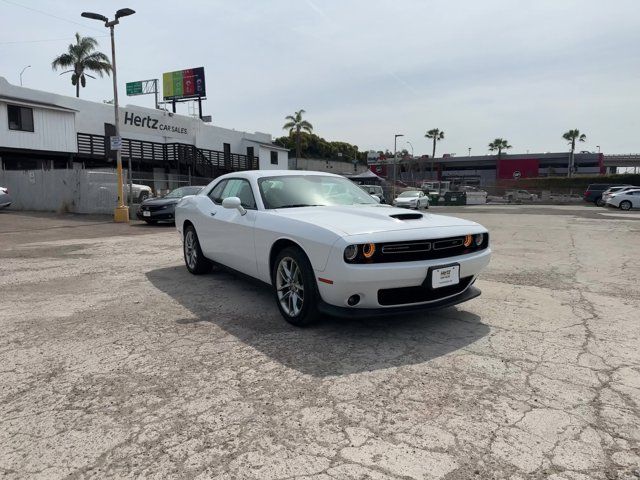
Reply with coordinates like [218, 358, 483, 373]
[76, 133, 258, 176]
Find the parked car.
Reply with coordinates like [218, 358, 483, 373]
[505, 190, 537, 202]
[0, 187, 12, 209]
[175, 171, 491, 326]
[583, 184, 627, 206]
[86, 172, 153, 203]
[393, 190, 430, 209]
[359, 184, 386, 203]
[605, 189, 640, 211]
[600, 185, 639, 206]
[137, 186, 204, 224]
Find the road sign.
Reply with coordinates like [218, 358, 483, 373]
[126, 81, 143, 96]
[110, 136, 122, 151]
[162, 67, 206, 100]
[513, 170, 521, 179]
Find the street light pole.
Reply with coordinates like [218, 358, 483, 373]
[82, 8, 135, 223]
[393, 134, 404, 201]
[597, 145, 601, 153]
[468, 147, 471, 157]
[19, 65, 31, 86]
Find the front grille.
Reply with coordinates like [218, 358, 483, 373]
[378, 277, 473, 306]
[142, 205, 168, 212]
[358, 234, 489, 263]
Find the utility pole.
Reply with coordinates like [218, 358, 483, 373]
[393, 134, 404, 201]
[82, 8, 136, 222]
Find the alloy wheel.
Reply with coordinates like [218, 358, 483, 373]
[276, 256, 304, 317]
[184, 230, 197, 269]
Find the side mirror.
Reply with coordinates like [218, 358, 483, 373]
[370, 194, 381, 203]
[221, 196, 247, 215]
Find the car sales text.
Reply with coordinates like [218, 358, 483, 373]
[123, 112, 188, 135]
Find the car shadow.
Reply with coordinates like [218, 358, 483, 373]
[146, 266, 490, 378]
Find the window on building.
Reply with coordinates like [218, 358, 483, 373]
[270, 151, 278, 165]
[8, 105, 34, 132]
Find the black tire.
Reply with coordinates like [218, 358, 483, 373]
[620, 200, 632, 211]
[595, 197, 605, 207]
[183, 224, 212, 274]
[272, 246, 320, 327]
[138, 192, 150, 203]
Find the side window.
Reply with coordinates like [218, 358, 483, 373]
[208, 180, 227, 204]
[219, 179, 257, 209]
[8, 105, 34, 132]
[270, 151, 278, 165]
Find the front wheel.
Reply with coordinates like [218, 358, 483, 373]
[183, 225, 212, 274]
[619, 200, 632, 211]
[272, 247, 320, 327]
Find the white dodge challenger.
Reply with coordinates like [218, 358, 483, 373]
[175, 170, 491, 326]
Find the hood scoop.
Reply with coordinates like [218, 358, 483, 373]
[390, 213, 423, 220]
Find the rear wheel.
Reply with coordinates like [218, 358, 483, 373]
[620, 200, 632, 211]
[596, 197, 605, 207]
[272, 247, 320, 327]
[183, 225, 212, 274]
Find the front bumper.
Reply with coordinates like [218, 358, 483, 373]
[316, 247, 491, 310]
[318, 285, 481, 318]
[136, 209, 175, 221]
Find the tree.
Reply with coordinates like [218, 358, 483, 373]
[562, 129, 586, 177]
[51, 33, 112, 98]
[425, 128, 445, 175]
[488, 138, 512, 161]
[283, 110, 313, 169]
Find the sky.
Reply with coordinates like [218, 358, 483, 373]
[1, 0, 640, 156]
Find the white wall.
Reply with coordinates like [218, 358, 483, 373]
[258, 146, 288, 170]
[0, 76, 287, 169]
[0, 101, 76, 152]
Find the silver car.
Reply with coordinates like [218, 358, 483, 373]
[0, 187, 12, 209]
[393, 190, 430, 209]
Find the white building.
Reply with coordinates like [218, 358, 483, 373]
[0, 76, 289, 176]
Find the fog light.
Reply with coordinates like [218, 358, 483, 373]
[347, 294, 360, 306]
[344, 244, 358, 261]
[474, 233, 484, 246]
[463, 234, 473, 247]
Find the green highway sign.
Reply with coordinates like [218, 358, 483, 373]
[126, 81, 143, 96]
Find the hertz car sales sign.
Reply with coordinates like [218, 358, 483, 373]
[121, 110, 192, 140]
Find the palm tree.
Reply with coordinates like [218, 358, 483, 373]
[283, 110, 313, 169]
[51, 33, 112, 98]
[488, 138, 512, 160]
[424, 128, 445, 175]
[562, 129, 586, 177]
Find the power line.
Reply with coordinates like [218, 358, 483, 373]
[0, 35, 109, 46]
[0, 0, 105, 33]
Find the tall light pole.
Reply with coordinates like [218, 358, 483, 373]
[19, 65, 31, 86]
[468, 147, 471, 157]
[82, 8, 135, 223]
[393, 134, 404, 201]
[596, 145, 601, 153]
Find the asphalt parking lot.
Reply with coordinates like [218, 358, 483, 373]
[1, 206, 639, 480]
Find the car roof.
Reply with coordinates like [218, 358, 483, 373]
[218, 170, 344, 181]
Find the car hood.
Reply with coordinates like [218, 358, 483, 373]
[395, 197, 419, 203]
[141, 197, 179, 207]
[273, 205, 480, 236]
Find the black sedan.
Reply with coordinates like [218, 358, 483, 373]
[137, 186, 204, 224]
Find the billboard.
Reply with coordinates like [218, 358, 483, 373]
[162, 67, 206, 100]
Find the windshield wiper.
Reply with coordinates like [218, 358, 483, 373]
[276, 204, 324, 209]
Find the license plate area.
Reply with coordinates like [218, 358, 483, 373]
[426, 263, 460, 289]
[143, 211, 151, 217]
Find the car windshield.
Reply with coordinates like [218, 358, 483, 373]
[399, 191, 420, 198]
[258, 175, 377, 209]
[164, 186, 202, 198]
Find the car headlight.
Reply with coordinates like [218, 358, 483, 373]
[474, 233, 484, 246]
[344, 244, 358, 261]
[344, 243, 377, 263]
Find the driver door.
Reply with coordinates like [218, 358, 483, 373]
[200, 178, 258, 276]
